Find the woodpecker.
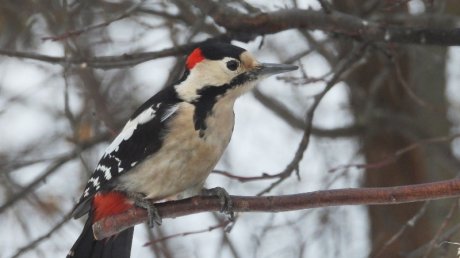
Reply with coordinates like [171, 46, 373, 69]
[67, 42, 298, 258]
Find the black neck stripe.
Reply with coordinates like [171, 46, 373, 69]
[192, 72, 256, 135]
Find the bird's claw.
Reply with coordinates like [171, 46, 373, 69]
[201, 187, 234, 221]
[131, 194, 162, 227]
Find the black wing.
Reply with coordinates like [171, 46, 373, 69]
[72, 86, 181, 218]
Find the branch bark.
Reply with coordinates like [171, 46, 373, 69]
[93, 178, 460, 240]
[191, 0, 460, 46]
[1, 3, 459, 69]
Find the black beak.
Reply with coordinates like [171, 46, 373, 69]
[255, 63, 298, 77]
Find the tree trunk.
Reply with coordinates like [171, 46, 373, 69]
[332, 1, 456, 257]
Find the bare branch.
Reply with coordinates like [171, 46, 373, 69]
[256, 42, 369, 196]
[10, 210, 73, 258]
[42, 0, 146, 41]
[0, 154, 75, 215]
[0, 133, 110, 214]
[142, 220, 231, 246]
[1, 5, 458, 70]
[0, 43, 196, 69]
[190, 0, 460, 46]
[253, 88, 364, 137]
[422, 201, 458, 258]
[329, 133, 460, 173]
[93, 178, 460, 240]
[0, 35, 240, 69]
[212, 169, 280, 183]
[372, 202, 430, 258]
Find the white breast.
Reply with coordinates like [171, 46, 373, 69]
[117, 97, 236, 200]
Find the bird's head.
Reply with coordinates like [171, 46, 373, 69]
[175, 42, 298, 102]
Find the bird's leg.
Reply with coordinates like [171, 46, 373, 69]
[201, 187, 234, 221]
[128, 192, 162, 228]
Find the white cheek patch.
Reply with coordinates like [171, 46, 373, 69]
[175, 60, 234, 102]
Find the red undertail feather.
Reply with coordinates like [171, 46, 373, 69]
[93, 192, 133, 222]
[186, 48, 205, 70]
[68, 193, 134, 258]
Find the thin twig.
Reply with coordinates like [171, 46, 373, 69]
[0, 40, 201, 69]
[407, 224, 460, 257]
[373, 202, 430, 258]
[212, 170, 280, 182]
[256, 42, 369, 196]
[0, 154, 75, 214]
[143, 220, 231, 246]
[0, 134, 110, 214]
[392, 55, 439, 111]
[42, 0, 147, 41]
[422, 201, 458, 258]
[329, 133, 460, 173]
[10, 210, 73, 258]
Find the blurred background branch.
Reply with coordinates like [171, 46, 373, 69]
[1, 0, 460, 258]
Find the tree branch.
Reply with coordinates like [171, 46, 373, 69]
[42, 0, 146, 41]
[0, 43, 195, 69]
[253, 88, 364, 137]
[10, 210, 73, 258]
[0, 34, 246, 69]
[255, 43, 368, 196]
[1, 4, 458, 69]
[93, 178, 460, 240]
[191, 0, 460, 46]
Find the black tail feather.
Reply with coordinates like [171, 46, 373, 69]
[67, 216, 134, 258]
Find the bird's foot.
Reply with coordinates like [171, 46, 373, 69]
[201, 187, 234, 221]
[130, 193, 162, 228]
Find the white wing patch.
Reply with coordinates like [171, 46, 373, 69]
[105, 106, 158, 154]
[88, 176, 100, 190]
[83, 188, 90, 197]
[96, 164, 112, 180]
[137, 106, 157, 124]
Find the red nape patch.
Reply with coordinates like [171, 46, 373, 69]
[92, 192, 133, 222]
[186, 48, 205, 70]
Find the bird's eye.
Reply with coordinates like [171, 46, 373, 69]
[226, 60, 239, 71]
